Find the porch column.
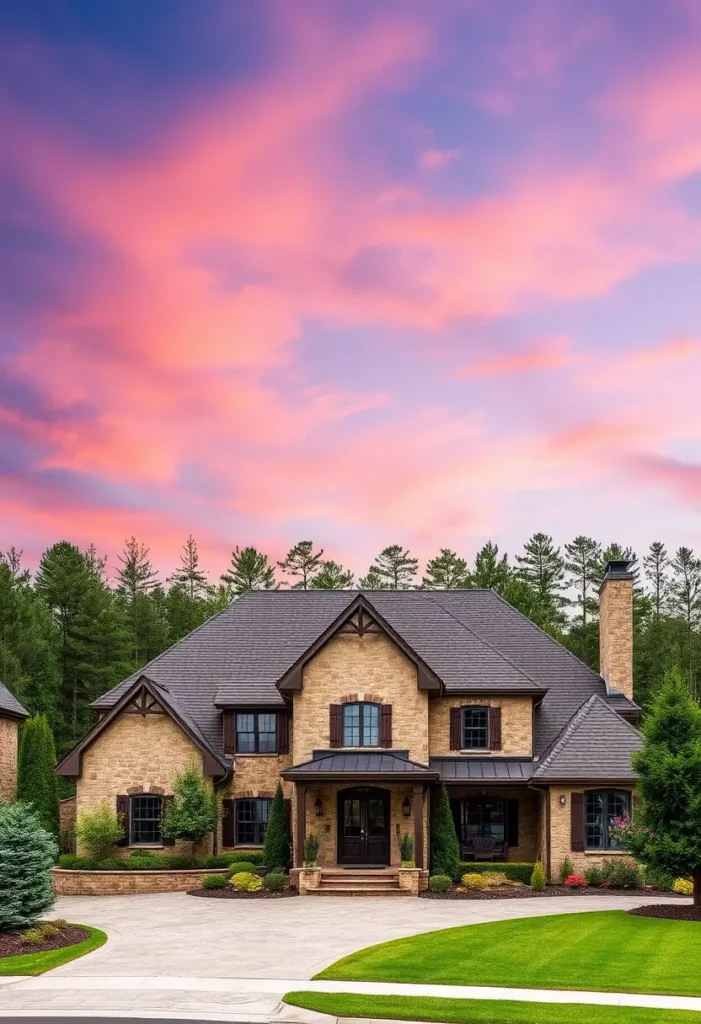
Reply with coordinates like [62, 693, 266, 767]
[295, 783, 307, 868]
[413, 784, 424, 869]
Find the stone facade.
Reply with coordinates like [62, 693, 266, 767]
[52, 866, 228, 895]
[429, 696, 533, 756]
[0, 716, 19, 800]
[217, 752, 293, 849]
[599, 576, 634, 700]
[548, 785, 635, 879]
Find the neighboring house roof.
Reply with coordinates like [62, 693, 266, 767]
[532, 695, 643, 782]
[88, 589, 634, 765]
[0, 680, 29, 720]
[430, 757, 533, 782]
[283, 750, 440, 782]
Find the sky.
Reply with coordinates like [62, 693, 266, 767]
[2, 0, 701, 582]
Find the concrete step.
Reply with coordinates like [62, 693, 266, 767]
[318, 877, 401, 887]
[307, 886, 411, 896]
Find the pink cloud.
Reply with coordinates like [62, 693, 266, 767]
[418, 147, 461, 171]
[456, 335, 576, 379]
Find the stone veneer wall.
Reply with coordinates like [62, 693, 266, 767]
[548, 785, 635, 879]
[429, 697, 533, 757]
[445, 784, 542, 863]
[0, 716, 19, 800]
[52, 866, 228, 895]
[217, 752, 293, 849]
[599, 577, 634, 700]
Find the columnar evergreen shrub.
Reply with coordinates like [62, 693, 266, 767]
[162, 765, 216, 857]
[16, 715, 59, 835]
[0, 800, 57, 931]
[558, 857, 574, 884]
[264, 782, 290, 871]
[75, 802, 124, 861]
[430, 785, 459, 880]
[530, 862, 546, 891]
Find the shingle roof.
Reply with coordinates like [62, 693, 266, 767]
[431, 757, 533, 781]
[91, 589, 633, 763]
[0, 681, 29, 719]
[283, 750, 439, 779]
[532, 695, 642, 781]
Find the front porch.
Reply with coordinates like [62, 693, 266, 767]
[445, 784, 545, 865]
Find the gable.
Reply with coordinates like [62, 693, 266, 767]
[533, 696, 642, 781]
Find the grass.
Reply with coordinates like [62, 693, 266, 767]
[315, 911, 701, 996]
[0, 926, 107, 976]
[283, 993, 701, 1024]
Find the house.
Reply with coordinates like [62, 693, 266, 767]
[57, 560, 643, 889]
[0, 681, 29, 800]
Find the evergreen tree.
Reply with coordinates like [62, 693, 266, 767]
[0, 560, 60, 721]
[165, 585, 211, 644]
[516, 533, 566, 614]
[162, 765, 216, 858]
[221, 546, 277, 595]
[1, 547, 30, 584]
[168, 536, 212, 600]
[310, 561, 354, 589]
[669, 546, 701, 693]
[277, 541, 324, 590]
[358, 567, 391, 590]
[644, 541, 669, 620]
[0, 800, 57, 930]
[470, 542, 510, 590]
[116, 537, 159, 602]
[600, 543, 640, 585]
[564, 536, 602, 660]
[263, 781, 291, 870]
[16, 715, 59, 835]
[361, 545, 418, 589]
[422, 549, 470, 589]
[430, 784, 460, 879]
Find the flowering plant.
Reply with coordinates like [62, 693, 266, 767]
[564, 874, 587, 888]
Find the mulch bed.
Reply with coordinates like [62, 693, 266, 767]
[421, 885, 685, 900]
[188, 886, 298, 899]
[629, 904, 701, 921]
[0, 924, 89, 958]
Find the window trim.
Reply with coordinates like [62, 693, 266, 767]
[129, 793, 164, 847]
[584, 788, 631, 852]
[235, 710, 278, 755]
[342, 701, 382, 748]
[234, 796, 272, 847]
[461, 705, 490, 750]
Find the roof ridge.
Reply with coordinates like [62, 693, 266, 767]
[534, 694, 640, 778]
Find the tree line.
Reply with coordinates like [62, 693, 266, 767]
[2, 533, 700, 762]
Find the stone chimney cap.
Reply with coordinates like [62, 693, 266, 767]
[602, 559, 633, 581]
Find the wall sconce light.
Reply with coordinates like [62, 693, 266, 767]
[314, 796, 323, 817]
[559, 795, 567, 807]
[402, 797, 411, 817]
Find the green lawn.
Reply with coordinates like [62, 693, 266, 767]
[284, 993, 701, 1024]
[0, 926, 107, 976]
[315, 911, 701, 996]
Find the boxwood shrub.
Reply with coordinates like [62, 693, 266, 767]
[201, 851, 265, 868]
[428, 874, 452, 892]
[263, 871, 288, 892]
[203, 874, 229, 890]
[456, 861, 534, 885]
[228, 861, 257, 878]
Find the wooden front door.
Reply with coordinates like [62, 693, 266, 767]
[337, 787, 390, 865]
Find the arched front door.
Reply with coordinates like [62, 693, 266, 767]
[337, 786, 390, 866]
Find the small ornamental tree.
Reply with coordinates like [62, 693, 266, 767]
[161, 765, 216, 858]
[263, 782, 291, 871]
[430, 784, 460, 880]
[76, 801, 125, 861]
[613, 668, 701, 907]
[0, 800, 57, 931]
[17, 714, 59, 836]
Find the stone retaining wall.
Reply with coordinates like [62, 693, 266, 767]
[52, 866, 229, 895]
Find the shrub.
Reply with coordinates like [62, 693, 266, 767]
[601, 858, 642, 888]
[303, 834, 320, 866]
[20, 928, 45, 945]
[230, 871, 263, 892]
[199, 851, 265, 868]
[428, 874, 452, 892]
[228, 861, 257, 878]
[461, 873, 489, 889]
[0, 800, 57, 931]
[37, 922, 59, 938]
[400, 833, 414, 866]
[530, 862, 546, 891]
[264, 782, 291, 873]
[430, 785, 459, 880]
[17, 715, 59, 836]
[558, 857, 574, 884]
[203, 874, 228, 890]
[457, 861, 534, 885]
[76, 802, 124, 861]
[644, 865, 675, 891]
[584, 865, 604, 887]
[482, 871, 508, 887]
[162, 765, 216, 856]
[564, 874, 587, 888]
[673, 878, 694, 895]
[264, 871, 288, 892]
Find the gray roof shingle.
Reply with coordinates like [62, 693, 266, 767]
[0, 681, 29, 719]
[532, 695, 642, 781]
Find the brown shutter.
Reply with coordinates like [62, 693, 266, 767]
[116, 795, 129, 846]
[380, 704, 392, 747]
[489, 706, 502, 750]
[329, 704, 342, 748]
[222, 711, 235, 755]
[277, 711, 289, 755]
[506, 798, 519, 847]
[571, 792, 585, 852]
[450, 707, 462, 750]
[222, 798, 235, 847]
[162, 795, 175, 845]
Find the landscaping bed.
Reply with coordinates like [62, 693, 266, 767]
[0, 923, 88, 958]
[189, 885, 298, 899]
[0, 925, 107, 977]
[422, 884, 684, 899]
[629, 904, 701, 922]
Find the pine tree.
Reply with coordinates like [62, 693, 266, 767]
[310, 561, 354, 590]
[516, 533, 565, 612]
[564, 536, 602, 660]
[644, 541, 669, 619]
[430, 784, 460, 879]
[669, 546, 701, 692]
[0, 800, 57, 930]
[422, 549, 470, 589]
[221, 546, 277, 594]
[168, 536, 212, 600]
[1, 547, 30, 584]
[263, 781, 291, 870]
[162, 765, 216, 858]
[360, 545, 418, 589]
[116, 537, 159, 602]
[277, 541, 324, 589]
[470, 542, 510, 590]
[358, 567, 391, 590]
[16, 715, 59, 835]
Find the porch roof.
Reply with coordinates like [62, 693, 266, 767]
[431, 756, 533, 782]
[282, 750, 440, 782]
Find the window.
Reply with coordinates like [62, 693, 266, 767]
[130, 794, 163, 845]
[461, 797, 505, 841]
[235, 712, 277, 753]
[342, 702, 380, 747]
[235, 798, 271, 845]
[585, 790, 631, 850]
[462, 706, 489, 749]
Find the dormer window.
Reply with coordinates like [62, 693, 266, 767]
[462, 707, 489, 750]
[343, 702, 380, 747]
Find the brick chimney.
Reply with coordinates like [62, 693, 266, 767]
[598, 560, 634, 700]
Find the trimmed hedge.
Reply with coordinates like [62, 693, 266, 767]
[456, 861, 534, 885]
[58, 851, 266, 871]
[203, 851, 265, 867]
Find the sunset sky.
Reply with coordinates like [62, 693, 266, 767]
[2, 0, 701, 579]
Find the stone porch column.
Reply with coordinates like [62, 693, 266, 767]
[295, 783, 307, 868]
[413, 784, 424, 869]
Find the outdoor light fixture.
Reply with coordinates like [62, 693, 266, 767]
[559, 795, 567, 806]
[402, 797, 411, 817]
[314, 796, 323, 816]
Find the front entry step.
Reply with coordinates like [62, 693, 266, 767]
[306, 869, 410, 896]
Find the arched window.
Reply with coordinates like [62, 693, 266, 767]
[342, 702, 381, 747]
